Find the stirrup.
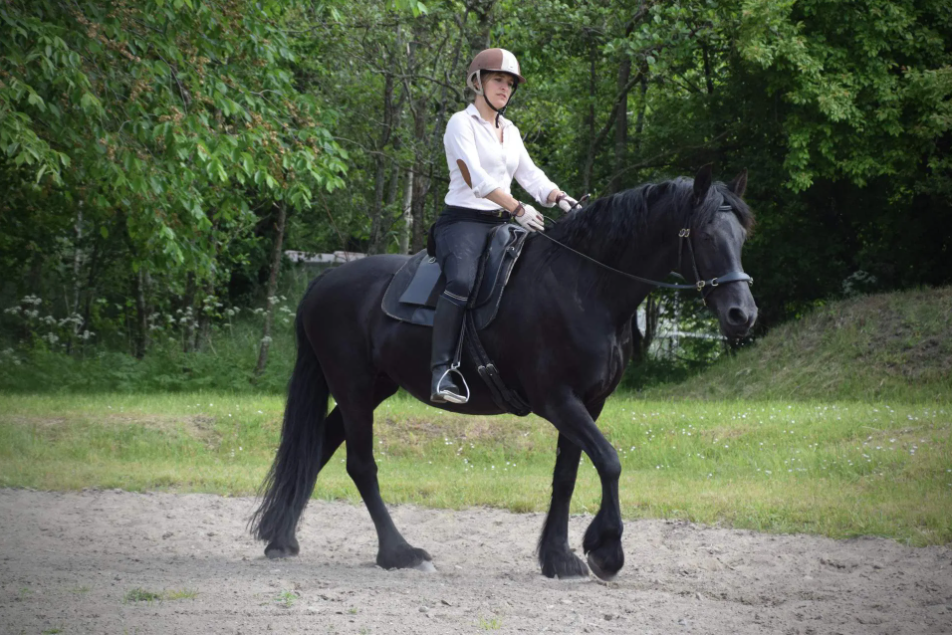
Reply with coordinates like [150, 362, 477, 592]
[433, 364, 470, 404]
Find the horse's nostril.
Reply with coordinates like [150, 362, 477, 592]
[728, 307, 748, 325]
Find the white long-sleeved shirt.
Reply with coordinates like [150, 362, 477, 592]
[443, 103, 557, 211]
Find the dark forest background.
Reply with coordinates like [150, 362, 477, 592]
[1, 0, 949, 389]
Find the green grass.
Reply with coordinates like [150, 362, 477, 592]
[163, 588, 199, 600]
[1, 391, 949, 546]
[125, 588, 162, 603]
[123, 587, 197, 602]
[275, 589, 298, 608]
[478, 616, 502, 630]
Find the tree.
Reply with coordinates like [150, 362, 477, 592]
[1, 0, 346, 354]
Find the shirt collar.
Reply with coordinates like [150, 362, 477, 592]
[466, 102, 512, 129]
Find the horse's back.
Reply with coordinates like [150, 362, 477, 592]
[299, 255, 408, 351]
[306, 254, 407, 306]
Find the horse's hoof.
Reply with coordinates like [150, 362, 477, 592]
[540, 548, 590, 580]
[377, 545, 433, 571]
[412, 559, 437, 573]
[586, 553, 618, 582]
[264, 538, 299, 559]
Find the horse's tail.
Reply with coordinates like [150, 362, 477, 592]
[249, 280, 328, 543]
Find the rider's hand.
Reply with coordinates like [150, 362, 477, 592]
[513, 203, 545, 232]
[555, 192, 581, 213]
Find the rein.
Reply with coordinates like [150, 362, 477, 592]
[537, 205, 753, 301]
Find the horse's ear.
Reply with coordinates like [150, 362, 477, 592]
[693, 164, 713, 204]
[728, 169, 748, 199]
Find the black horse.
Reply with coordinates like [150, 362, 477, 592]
[250, 165, 757, 580]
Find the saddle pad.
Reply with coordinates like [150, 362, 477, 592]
[382, 224, 528, 329]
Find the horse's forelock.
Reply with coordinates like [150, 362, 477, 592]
[716, 184, 756, 233]
[680, 179, 756, 235]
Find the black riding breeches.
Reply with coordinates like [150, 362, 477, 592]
[433, 208, 509, 308]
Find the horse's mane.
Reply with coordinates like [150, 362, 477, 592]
[541, 178, 755, 262]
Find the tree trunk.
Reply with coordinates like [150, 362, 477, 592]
[368, 70, 396, 255]
[609, 54, 632, 194]
[369, 154, 388, 254]
[386, 136, 403, 209]
[398, 167, 414, 254]
[468, 0, 496, 54]
[411, 164, 430, 253]
[255, 202, 288, 377]
[630, 316, 645, 365]
[182, 272, 196, 353]
[582, 46, 598, 195]
[82, 239, 100, 333]
[410, 94, 430, 253]
[195, 278, 215, 351]
[72, 203, 83, 317]
[133, 268, 149, 359]
[701, 43, 715, 95]
[634, 70, 648, 153]
[642, 293, 659, 358]
[27, 252, 44, 308]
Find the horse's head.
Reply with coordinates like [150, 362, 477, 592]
[680, 165, 758, 341]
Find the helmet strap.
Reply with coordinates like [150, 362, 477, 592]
[476, 71, 517, 129]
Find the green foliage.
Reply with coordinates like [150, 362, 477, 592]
[1, 0, 949, 386]
[0, 301, 297, 394]
[0, 0, 346, 374]
[1, 0, 345, 269]
[738, 0, 952, 191]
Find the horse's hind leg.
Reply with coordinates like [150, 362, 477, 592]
[264, 407, 345, 558]
[538, 433, 589, 579]
[337, 376, 433, 571]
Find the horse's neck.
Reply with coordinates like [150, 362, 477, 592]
[544, 221, 679, 327]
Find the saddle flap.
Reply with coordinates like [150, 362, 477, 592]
[382, 251, 434, 325]
[398, 256, 442, 306]
[381, 224, 529, 330]
[472, 224, 526, 309]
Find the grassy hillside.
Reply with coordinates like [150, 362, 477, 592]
[640, 286, 952, 402]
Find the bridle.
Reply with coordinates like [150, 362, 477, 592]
[537, 204, 753, 304]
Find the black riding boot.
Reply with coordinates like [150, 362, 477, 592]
[430, 297, 467, 404]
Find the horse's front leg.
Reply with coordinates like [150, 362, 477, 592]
[538, 395, 624, 581]
[538, 432, 589, 579]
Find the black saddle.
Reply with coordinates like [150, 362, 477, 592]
[382, 223, 529, 330]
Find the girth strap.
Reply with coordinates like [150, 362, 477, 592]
[462, 313, 532, 417]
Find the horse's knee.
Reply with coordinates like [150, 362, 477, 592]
[600, 453, 622, 481]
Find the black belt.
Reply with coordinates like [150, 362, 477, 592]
[478, 209, 512, 219]
[443, 205, 512, 221]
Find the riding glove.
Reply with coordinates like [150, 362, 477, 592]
[555, 192, 581, 213]
[513, 203, 545, 232]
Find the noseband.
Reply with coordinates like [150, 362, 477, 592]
[537, 205, 753, 303]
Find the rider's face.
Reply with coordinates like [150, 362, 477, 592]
[481, 73, 514, 109]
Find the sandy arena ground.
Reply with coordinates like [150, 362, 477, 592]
[1, 489, 950, 634]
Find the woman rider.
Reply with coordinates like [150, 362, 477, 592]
[431, 48, 581, 404]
